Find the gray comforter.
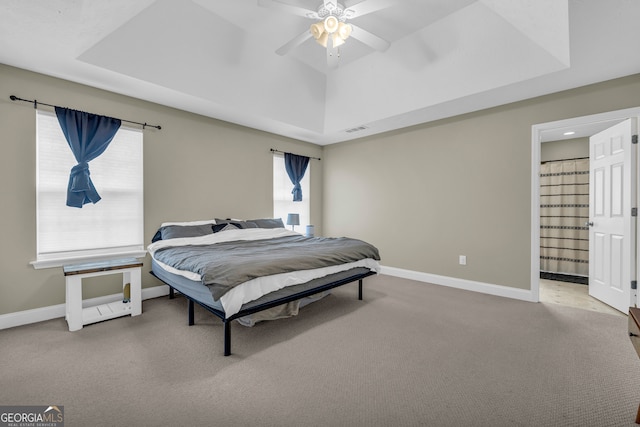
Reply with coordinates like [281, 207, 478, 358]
[153, 235, 381, 300]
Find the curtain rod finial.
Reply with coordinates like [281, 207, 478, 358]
[9, 95, 17, 101]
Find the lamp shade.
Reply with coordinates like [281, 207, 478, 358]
[310, 22, 324, 40]
[337, 22, 352, 40]
[323, 15, 339, 33]
[316, 31, 329, 47]
[286, 213, 300, 226]
[332, 33, 346, 47]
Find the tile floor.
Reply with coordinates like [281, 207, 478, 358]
[539, 278, 625, 317]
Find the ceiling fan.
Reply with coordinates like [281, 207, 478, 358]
[258, 0, 395, 67]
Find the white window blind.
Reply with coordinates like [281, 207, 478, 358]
[273, 154, 310, 230]
[34, 110, 144, 267]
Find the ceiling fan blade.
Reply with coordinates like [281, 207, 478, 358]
[349, 24, 390, 51]
[258, 0, 317, 19]
[276, 30, 313, 56]
[343, 0, 396, 19]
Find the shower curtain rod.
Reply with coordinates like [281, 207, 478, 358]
[541, 156, 589, 164]
[270, 148, 321, 161]
[9, 95, 162, 130]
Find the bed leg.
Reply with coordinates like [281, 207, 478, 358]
[224, 320, 231, 356]
[358, 279, 363, 301]
[169, 287, 175, 299]
[188, 299, 194, 326]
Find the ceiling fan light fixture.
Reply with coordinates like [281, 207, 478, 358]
[323, 15, 339, 33]
[316, 31, 329, 47]
[310, 17, 352, 49]
[337, 22, 352, 39]
[310, 21, 324, 39]
[306, 2, 358, 52]
[332, 33, 346, 47]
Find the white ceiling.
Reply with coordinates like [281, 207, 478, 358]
[1, 0, 639, 145]
[539, 119, 627, 143]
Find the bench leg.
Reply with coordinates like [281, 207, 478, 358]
[66, 276, 83, 331]
[124, 269, 142, 316]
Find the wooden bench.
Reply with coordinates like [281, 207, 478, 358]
[63, 258, 143, 331]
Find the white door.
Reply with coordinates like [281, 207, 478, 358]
[588, 119, 637, 313]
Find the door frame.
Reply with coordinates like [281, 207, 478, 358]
[531, 107, 640, 305]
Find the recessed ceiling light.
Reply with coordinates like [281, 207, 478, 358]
[563, 131, 576, 136]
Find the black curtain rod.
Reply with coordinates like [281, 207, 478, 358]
[270, 148, 321, 161]
[9, 95, 162, 130]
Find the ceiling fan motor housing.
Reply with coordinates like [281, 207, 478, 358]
[317, 2, 349, 21]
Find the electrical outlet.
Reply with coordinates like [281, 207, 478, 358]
[459, 255, 467, 265]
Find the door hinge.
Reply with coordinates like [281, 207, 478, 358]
[632, 280, 637, 290]
[633, 135, 638, 144]
[633, 207, 638, 217]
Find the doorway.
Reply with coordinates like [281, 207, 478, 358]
[531, 107, 640, 312]
[538, 278, 624, 316]
[539, 153, 589, 283]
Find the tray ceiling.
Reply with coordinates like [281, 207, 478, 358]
[1, 0, 639, 145]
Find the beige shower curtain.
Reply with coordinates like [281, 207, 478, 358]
[540, 158, 590, 276]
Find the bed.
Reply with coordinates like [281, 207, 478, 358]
[148, 218, 381, 356]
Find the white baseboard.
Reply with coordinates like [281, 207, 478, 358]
[380, 266, 537, 303]
[1, 269, 535, 330]
[0, 285, 170, 331]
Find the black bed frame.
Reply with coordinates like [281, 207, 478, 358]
[150, 270, 376, 356]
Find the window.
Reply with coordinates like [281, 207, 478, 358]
[33, 110, 144, 268]
[273, 154, 310, 231]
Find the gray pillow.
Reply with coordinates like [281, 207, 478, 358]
[160, 224, 214, 240]
[247, 218, 285, 229]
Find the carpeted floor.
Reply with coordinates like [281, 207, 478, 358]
[1, 274, 639, 426]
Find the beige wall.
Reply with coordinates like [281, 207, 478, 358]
[3, 61, 640, 318]
[541, 138, 589, 163]
[0, 64, 322, 316]
[323, 74, 640, 290]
